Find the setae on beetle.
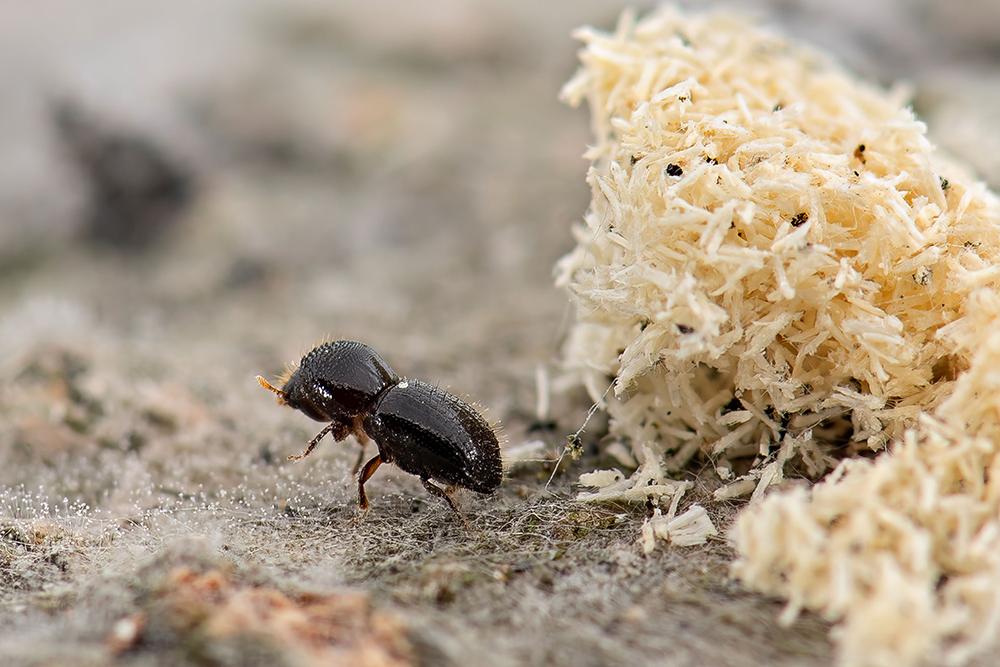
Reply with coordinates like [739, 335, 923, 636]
[256, 340, 503, 512]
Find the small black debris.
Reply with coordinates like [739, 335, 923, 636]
[645, 498, 657, 518]
[566, 433, 584, 457]
[939, 176, 950, 192]
[854, 144, 866, 164]
[790, 212, 809, 227]
[676, 324, 694, 334]
[665, 163, 683, 177]
[721, 397, 742, 414]
[913, 267, 932, 286]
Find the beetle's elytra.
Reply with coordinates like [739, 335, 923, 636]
[257, 340, 503, 512]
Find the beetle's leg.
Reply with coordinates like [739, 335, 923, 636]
[288, 420, 348, 462]
[357, 455, 383, 510]
[351, 431, 370, 475]
[287, 423, 333, 461]
[420, 478, 461, 514]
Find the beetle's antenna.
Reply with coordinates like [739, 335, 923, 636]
[256, 375, 288, 404]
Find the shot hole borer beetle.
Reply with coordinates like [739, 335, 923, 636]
[257, 340, 503, 513]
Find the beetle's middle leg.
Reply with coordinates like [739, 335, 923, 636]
[357, 454, 383, 510]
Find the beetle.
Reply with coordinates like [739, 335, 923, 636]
[256, 340, 503, 512]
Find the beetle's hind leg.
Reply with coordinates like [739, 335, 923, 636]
[420, 478, 461, 514]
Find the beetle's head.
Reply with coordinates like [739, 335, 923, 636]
[257, 370, 333, 422]
[258, 340, 397, 424]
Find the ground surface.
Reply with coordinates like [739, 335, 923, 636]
[0, 2, 998, 666]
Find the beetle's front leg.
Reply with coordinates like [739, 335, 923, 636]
[288, 419, 350, 462]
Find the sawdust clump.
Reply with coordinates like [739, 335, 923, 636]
[558, 7, 1000, 666]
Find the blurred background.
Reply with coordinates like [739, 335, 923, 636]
[1, 0, 999, 384]
[0, 1, 998, 666]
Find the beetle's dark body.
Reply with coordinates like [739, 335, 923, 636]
[259, 340, 503, 511]
[364, 379, 503, 494]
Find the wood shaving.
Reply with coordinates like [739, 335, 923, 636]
[641, 505, 717, 552]
[559, 7, 1000, 666]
